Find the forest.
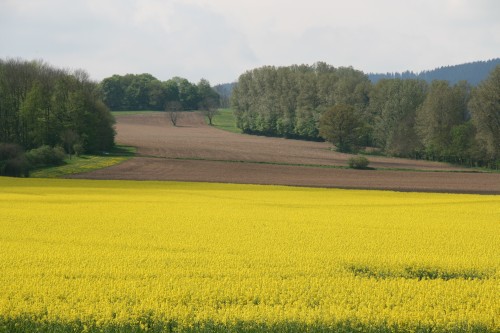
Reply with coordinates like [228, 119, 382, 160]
[0, 58, 116, 152]
[99, 74, 219, 111]
[231, 62, 500, 168]
[0, 58, 116, 176]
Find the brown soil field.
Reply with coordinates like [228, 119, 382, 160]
[70, 112, 500, 194]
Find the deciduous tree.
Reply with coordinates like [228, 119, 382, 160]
[165, 101, 182, 126]
[469, 65, 500, 164]
[416, 81, 470, 160]
[369, 79, 427, 157]
[319, 104, 364, 153]
[199, 97, 219, 126]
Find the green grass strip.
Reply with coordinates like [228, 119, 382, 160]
[211, 108, 241, 134]
[30, 146, 136, 178]
[135, 154, 490, 173]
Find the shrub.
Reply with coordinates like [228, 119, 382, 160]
[0, 143, 29, 177]
[0, 142, 24, 161]
[348, 156, 370, 169]
[26, 145, 66, 168]
[2, 157, 30, 177]
[73, 143, 84, 157]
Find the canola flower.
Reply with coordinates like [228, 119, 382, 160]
[0, 177, 498, 332]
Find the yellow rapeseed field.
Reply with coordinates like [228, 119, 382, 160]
[0, 177, 498, 332]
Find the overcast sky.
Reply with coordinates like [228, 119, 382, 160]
[1, 0, 499, 84]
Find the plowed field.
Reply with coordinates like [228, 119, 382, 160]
[70, 112, 500, 194]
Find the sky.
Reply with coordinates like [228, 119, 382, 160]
[1, 0, 499, 84]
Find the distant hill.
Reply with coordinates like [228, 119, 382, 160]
[214, 82, 236, 108]
[368, 58, 500, 86]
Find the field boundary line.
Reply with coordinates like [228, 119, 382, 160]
[132, 154, 490, 174]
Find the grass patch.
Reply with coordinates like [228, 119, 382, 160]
[346, 264, 490, 281]
[30, 145, 136, 178]
[211, 108, 241, 133]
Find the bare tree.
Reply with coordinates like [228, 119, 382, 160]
[199, 97, 219, 126]
[165, 101, 182, 126]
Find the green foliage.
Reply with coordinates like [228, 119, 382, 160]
[347, 264, 489, 281]
[469, 65, 500, 166]
[0, 143, 24, 161]
[0, 143, 71, 177]
[99, 74, 220, 112]
[30, 146, 135, 178]
[446, 121, 487, 166]
[319, 104, 364, 152]
[0, 143, 29, 177]
[416, 81, 470, 160]
[348, 156, 370, 169]
[294, 108, 320, 138]
[231, 63, 370, 140]
[0, 58, 115, 154]
[232, 62, 499, 168]
[99, 75, 125, 110]
[73, 143, 84, 157]
[25, 145, 65, 168]
[369, 79, 427, 156]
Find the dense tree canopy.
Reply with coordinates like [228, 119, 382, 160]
[0, 58, 115, 154]
[416, 81, 470, 160]
[369, 79, 427, 156]
[232, 62, 500, 168]
[319, 104, 364, 153]
[231, 63, 370, 139]
[99, 74, 219, 111]
[469, 65, 500, 164]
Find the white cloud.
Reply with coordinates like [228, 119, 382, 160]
[1, 0, 499, 83]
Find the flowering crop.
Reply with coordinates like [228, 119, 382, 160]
[0, 177, 498, 332]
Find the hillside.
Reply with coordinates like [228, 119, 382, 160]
[368, 58, 500, 85]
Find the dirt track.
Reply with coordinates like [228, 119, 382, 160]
[70, 112, 500, 194]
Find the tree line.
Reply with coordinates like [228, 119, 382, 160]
[99, 74, 220, 111]
[231, 62, 500, 168]
[0, 58, 116, 176]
